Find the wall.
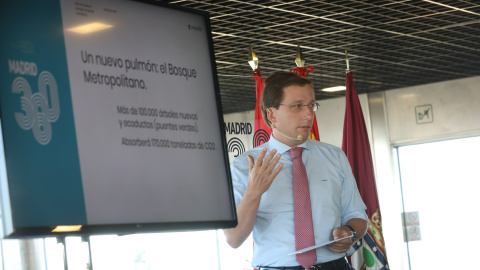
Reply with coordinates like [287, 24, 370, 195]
[385, 75, 480, 145]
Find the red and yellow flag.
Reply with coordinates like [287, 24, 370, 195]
[252, 67, 272, 147]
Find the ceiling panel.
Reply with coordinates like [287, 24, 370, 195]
[167, 0, 480, 114]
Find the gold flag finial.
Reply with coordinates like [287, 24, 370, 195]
[248, 44, 259, 70]
[345, 44, 350, 72]
[295, 44, 305, 67]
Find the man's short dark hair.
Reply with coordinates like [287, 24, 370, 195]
[260, 71, 313, 127]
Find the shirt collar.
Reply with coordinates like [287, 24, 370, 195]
[268, 135, 312, 154]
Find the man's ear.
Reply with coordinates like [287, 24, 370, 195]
[267, 108, 276, 125]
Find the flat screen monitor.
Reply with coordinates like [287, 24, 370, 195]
[0, 0, 237, 237]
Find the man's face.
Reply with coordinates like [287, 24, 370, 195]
[268, 84, 315, 147]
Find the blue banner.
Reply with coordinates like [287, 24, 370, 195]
[0, 0, 87, 227]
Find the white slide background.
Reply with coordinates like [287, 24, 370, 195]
[60, 0, 233, 225]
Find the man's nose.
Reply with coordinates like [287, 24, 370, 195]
[303, 106, 315, 119]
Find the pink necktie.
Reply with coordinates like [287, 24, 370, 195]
[289, 147, 317, 269]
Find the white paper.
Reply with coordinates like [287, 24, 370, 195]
[288, 235, 353, 255]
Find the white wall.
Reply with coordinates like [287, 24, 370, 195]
[385, 75, 480, 145]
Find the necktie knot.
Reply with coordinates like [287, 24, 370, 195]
[289, 147, 303, 160]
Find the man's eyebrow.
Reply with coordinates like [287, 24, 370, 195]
[288, 99, 315, 103]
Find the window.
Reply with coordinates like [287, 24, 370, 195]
[397, 136, 480, 269]
[0, 231, 254, 270]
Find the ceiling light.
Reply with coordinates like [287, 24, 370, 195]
[52, 225, 82, 232]
[67, 22, 113, 34]
[322, 86, 346, 92]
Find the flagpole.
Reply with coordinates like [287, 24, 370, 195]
[345, 44, 350, 73]
[342, 45, 389, 270]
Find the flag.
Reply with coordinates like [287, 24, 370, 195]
[342, 72, 389, 270]
[309, 117, 320, 140]
[252, 67, 271, 147]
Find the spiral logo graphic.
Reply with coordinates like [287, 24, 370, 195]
[227, 137, 245, 157]
[253, 129, 270, 147]
[12, 71, 60, 145]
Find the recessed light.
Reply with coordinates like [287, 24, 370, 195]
[322, 86, 346, 92]
[67, 22, 113, 34]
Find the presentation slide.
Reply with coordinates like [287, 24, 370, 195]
[0, 0, 235, 236]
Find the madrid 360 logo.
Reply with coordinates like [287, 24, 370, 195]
[225, 122, 270, 157]
[9, 60, 60, 145]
